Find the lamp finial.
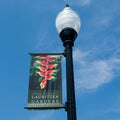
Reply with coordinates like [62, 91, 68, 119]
[66, 4, 69, 7]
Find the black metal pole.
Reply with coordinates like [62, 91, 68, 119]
[64, 43, 77, 120]
[59, 27, 77, 120]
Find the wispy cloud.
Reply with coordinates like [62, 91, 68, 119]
[73, 49, 120, 91]
[29, 111, 54, 120]
[75, 60, 113, 90]
[73, 49, 89, 65]
[79, 0, 92, 6]
[69, 0, 93, 6]
[98, 95, 120, 116]
[93, 15, 112, 27]
[73, 0, 120, 91]
[103, 107, 120, 114]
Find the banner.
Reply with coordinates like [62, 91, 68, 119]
[27, 53, 63, 109]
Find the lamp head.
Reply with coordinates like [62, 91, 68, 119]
[55, 5, 81, 46]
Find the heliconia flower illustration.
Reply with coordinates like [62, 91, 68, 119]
[46, 70, 57, 75]
[46, 58, 55, 62]
[37, 71, 45, 77]
[47, 64, 58, 69]
[39, 66, 46, 72]
[45, 75, 55, 80]
[39, 61, 47, 66]
[40, 79, 47, 89]
[33, 55, 60, 89]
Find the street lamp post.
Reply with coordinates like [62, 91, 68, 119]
[55, 5, 81, 120]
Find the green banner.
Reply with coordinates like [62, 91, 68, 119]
[27, 53, 63, 109]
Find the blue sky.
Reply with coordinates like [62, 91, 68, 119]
[0, 0, 120, 120]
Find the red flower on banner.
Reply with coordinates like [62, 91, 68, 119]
[40, 79, 47, 89]
[35, 55, 59, 89]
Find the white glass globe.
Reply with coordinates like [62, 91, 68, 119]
[55, 6, 81, 34]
